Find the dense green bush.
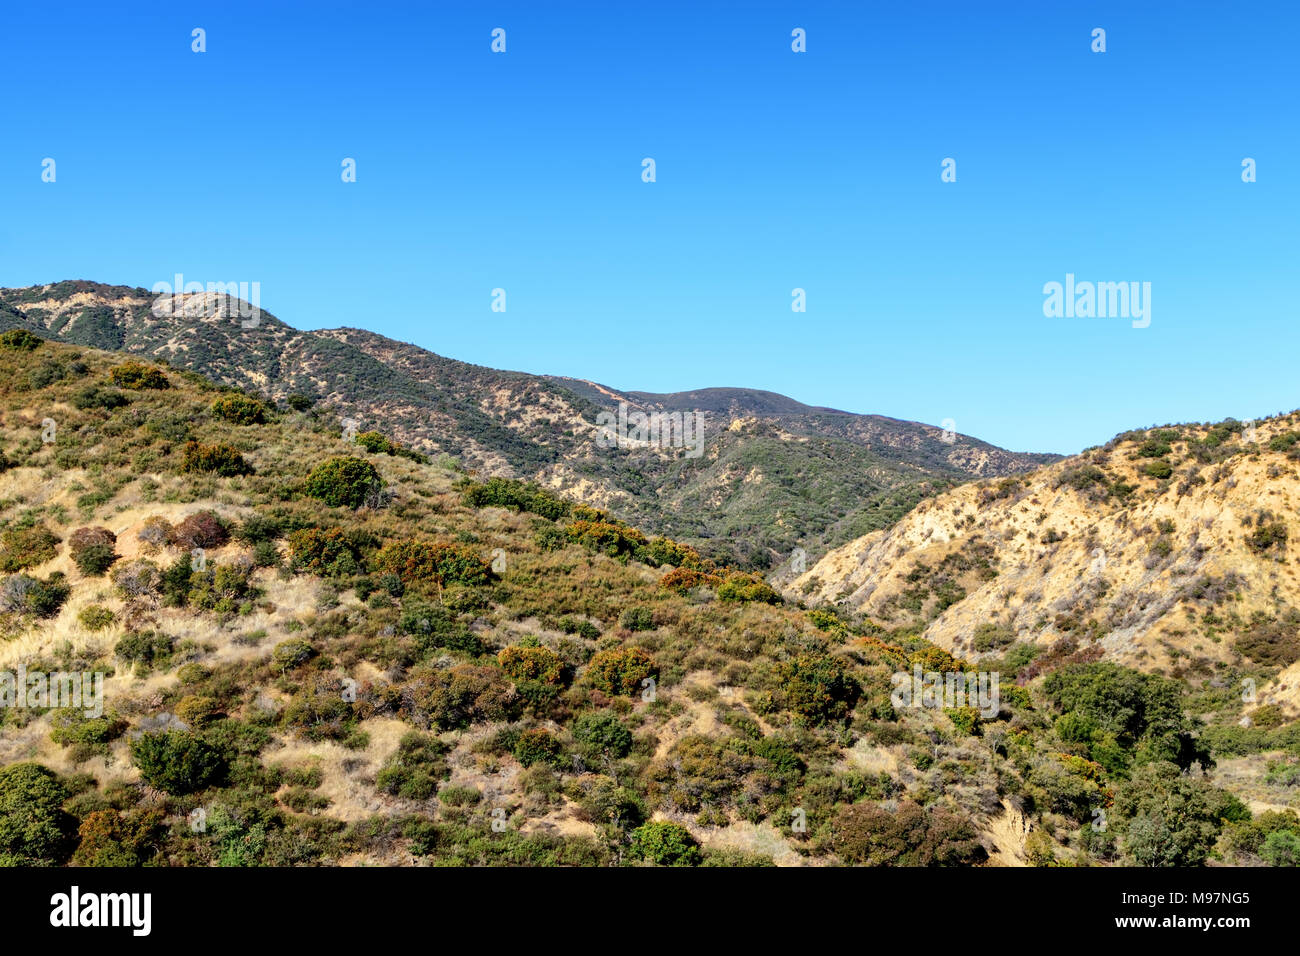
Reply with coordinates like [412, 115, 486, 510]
[1113, 762, 1233, 866]
[572, 712, 633, 759]
[303, 456, 383, 509]
[0, 763, 74, 865]
[68, 526, 118, 576]
[585, 647, 657, 697]
[182, 440, 253, 477]
[0, 329, 42, 351]
[211, 393, 270, 425]
[514, 728, 562, 767]
[0, 522, 60, 572]
[71, 808, 163, 867]
[628, 821, 700, 866]
[779, 654, 861, 725]
[374, 540, 493, 588]
[114, 630, 174, 669]
[498, 644, 565, 685]
[287, 527, 365, 575]
[461, 477, 570, 520]
[375, 731, 450, 799]
[717, 572, 782, 605]
[129, 731, 227, 794]
[109, 361, 169, 390]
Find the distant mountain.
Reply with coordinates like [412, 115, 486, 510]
[0, 280, 1059, 566]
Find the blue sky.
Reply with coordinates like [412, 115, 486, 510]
[1, 1, 1295, 455]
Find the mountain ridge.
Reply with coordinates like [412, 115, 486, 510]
[0, 280, 1058, 567]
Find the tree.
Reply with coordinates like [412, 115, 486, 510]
[1114, 762, 1226, 866]
[0, 763, 74, 865]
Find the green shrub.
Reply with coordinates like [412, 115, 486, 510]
[129, 731, 227, 794]
[272, 639, 316, 672]
[628, 821, 701, 866]
[374, 540, 493, 588]
[0, 763, 74, 865]
[498, 644, 565, 685]
[1246, 522, 1288, 554]
[77, 605, 116, 631]
[109, 361, 169, 390]
[114, 630, 174, 668]
[0, 572, 70, 617]
[437, 785, 481, 807]
[513, 728, 562, 768]
[0, 329, 42, 351]
[375, 731, 450, 800]
[70, 385, 128, 410]
[353, 430, 427, 463]
[619, 606, 656, 632]
[181, 441, 253, 477]
[287, 527, 364, 575]
[1136, 439, 1172, 458]
[586, 647, 657, 697]
[461, 477, 570, 520]
[71, 808, 162, 867]
[779, 654, 861, 725]
[558, 616, 601, 640]
[717, 572, 782, 605]
[211, 393, 269, 425]
[303, 456, 383, 509]
[0, 522, 60, 572]
[68, 526, 118, 576]
[572, 712, 633, 759]
[972, 622, 1015, 652]
[398, 601, 485, 657]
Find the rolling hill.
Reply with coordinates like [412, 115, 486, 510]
[0, 281, 1058, 568]
[0, 332, 1293, 868]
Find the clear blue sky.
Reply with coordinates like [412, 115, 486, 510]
[1, 1, 1295, 455]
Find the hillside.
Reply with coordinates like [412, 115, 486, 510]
[793, 416, 1300, 823]
[0, 281, 1057, 567]
[0, 332, 1295, 868]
